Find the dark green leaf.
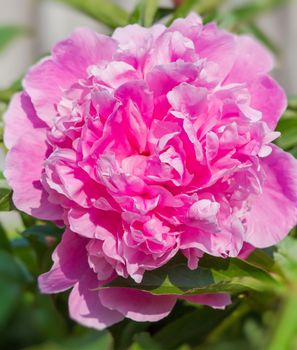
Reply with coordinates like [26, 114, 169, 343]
[131, 332, 162, 350]
[274, 236, 297, 282]
[0, 250, 31, 328]
[12, 237, 39, 275]
[58, 0, 129, 28]
[105, 255, 280, 296]
[0, 282, 21, 328]
[25, 329, 112, 350]
[110, 320, 149, 350]
[168, 0, 225, 24]
[153, 7, 173, 23]
[276, 116, 297, 149]
[217, 0, 290, 31]
[0, 188, 13, 211]
[130, 0, 159, 27]
[153, 305, 234, 349]
[246, 249, 277, 274]
[0, 224, 12, 252]
[21, 224, 63, 271]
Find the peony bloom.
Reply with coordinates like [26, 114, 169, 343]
[4, 13, 297, 329]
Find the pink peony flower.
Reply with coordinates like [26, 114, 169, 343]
[4, 13, 297, 329]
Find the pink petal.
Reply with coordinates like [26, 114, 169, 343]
[226, 35, 274, 84]
[238, 243, 255, 259]
[246, 145, 297, 247]
[4, 92, 47, 149]
[182, 293, 231, 309]
[99, 288, 176, 322]
[249, 75, 287, 129]
[39, 229, 89, 293]
[24, 28, 117, 126]
[167, 83, 207, 116]
[196, 22, 236, 82]
[4, 116, 62, 220]
[69, 272, 124, 330]
[68, 207, 120, 239]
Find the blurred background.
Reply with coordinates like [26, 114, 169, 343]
[0, 1, 297, 349]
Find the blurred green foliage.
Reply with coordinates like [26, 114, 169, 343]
[0, 26, 24, 53]
[0, 0, 297, 349]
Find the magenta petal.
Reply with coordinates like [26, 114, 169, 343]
[226, 35, 274, 84]
[4, 92, 47, 149]
[52, 28, 117, 77]
[39, 229, 89, 293]
[4, 95, 62, 220]
[238, 243, 255, 259]
[246, 145, 297, 247]
[23, 58, 75, 126]
[69, 273, 124, 330]
[5, 142, 62, 220]
[99, 288, 176, 322]
[249, 75, 287, 129]
[181, 293, 231, 309]
[24, 28, 117, 126]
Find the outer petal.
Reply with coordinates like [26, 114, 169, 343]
[24, 28, 117, 125]
[225, 35, 274, 84]
[69, 272, 124, 330]
[4, 95, 62, 221]
[4, 92, 47, 149]
[112, 23, 165, 70]
[195, 22, 236, 82]
[181, 293, 231, 310]
[38, 229, 89, 293]
[238, 243, 255, 259]
[99, 288, 176, 322]
[249, 75, 287, 129]
[246, 145, 297, 247]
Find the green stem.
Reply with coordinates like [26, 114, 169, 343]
[268, 293, 297, 350]
[203, 302, 250, 346]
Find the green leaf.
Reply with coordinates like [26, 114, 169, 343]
[274, 236, 297, 282]
[0, 282, 21, 328]
[105, 254, 281, 296]
[217, 0, 290, 31]
[276, 116, 297, 150]
[110, 320, 149, 350]
[0, 26, 23, 53]
[0, 188, 13, 211]
[24, 330, 113, 350]
[0, 224, 12, 252]
[153, 7, 173, 23]
[267, 293, 297, 350]
[168, 0, 225, 24]
[153, 305, 234, 349]
[130, 332, 162, 350]
[246, 249, 277, 274]
[11, 237, 39, 276]
[0, 250, 31, 328]
[57, 0, 129, 28]
[0, 76, 23, 103]
[130, 0, 159, 27]
[21, 224, 63, 271]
